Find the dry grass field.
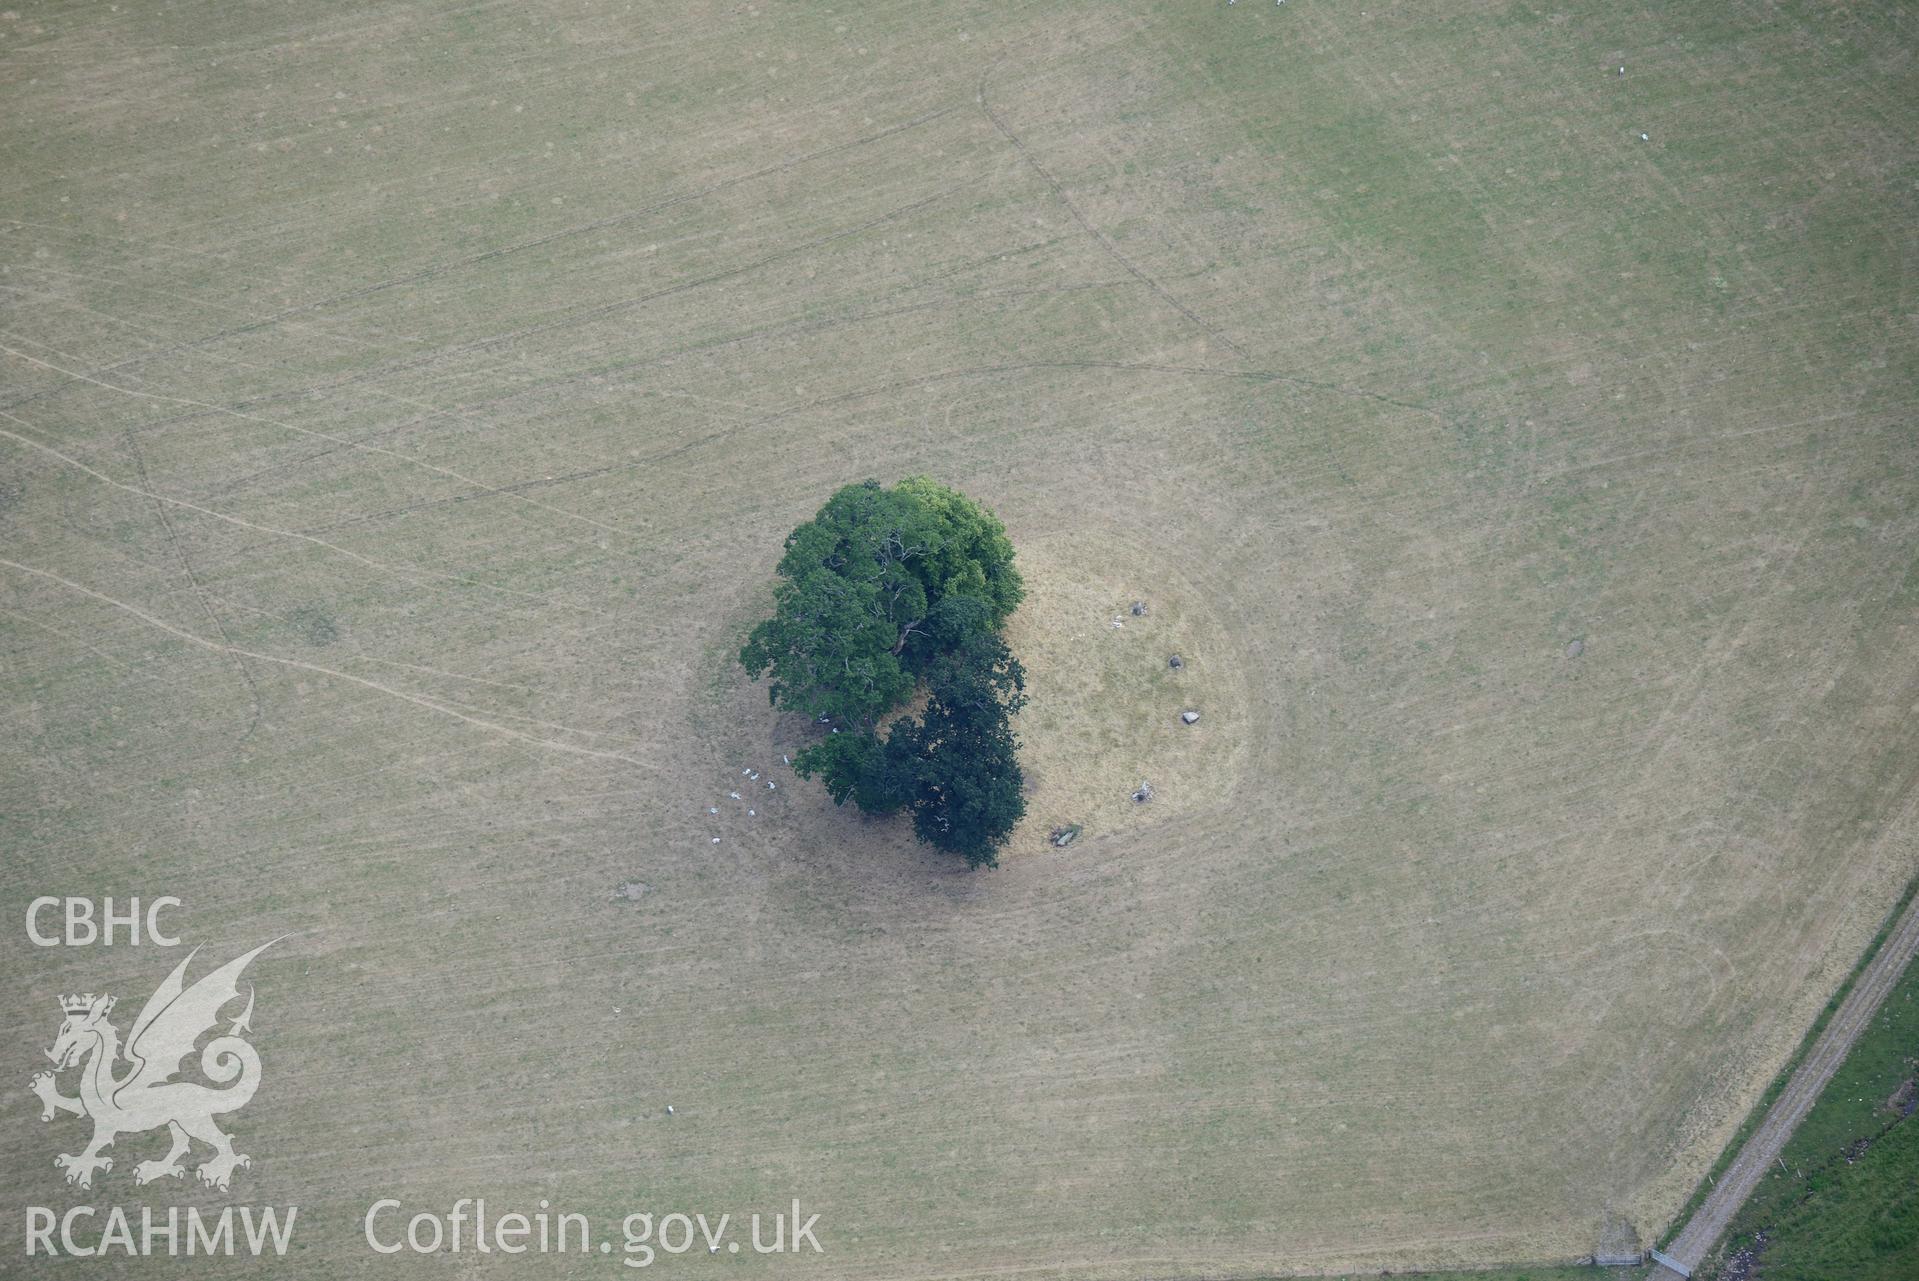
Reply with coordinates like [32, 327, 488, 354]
[3, 1, 1917, 1276]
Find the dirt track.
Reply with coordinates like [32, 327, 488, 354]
[1654, 887, 1919, 1277]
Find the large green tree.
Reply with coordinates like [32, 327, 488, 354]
[750, 479, 1028, 868]
[884, 625, 1028, 869]
[893, 475, 1024, 629]
[740, 478, 1022, 728]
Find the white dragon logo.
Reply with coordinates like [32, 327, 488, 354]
[30, 941, 277, 1191]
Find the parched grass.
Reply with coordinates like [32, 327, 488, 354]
[1004, 534, 1252, 845]
[1326, 1268, 1647, 1281]
[2, 1, 1917, 1278]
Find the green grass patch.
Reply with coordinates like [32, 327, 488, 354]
[1725, 1119, 1919, 1281]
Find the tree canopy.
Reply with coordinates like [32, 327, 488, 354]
[743, 479, 1027, 868]
[885, 624, 1028, 868]
[740, 478, 1022, 728]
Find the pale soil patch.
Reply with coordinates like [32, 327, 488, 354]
[1006, 531, 1251, 845]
